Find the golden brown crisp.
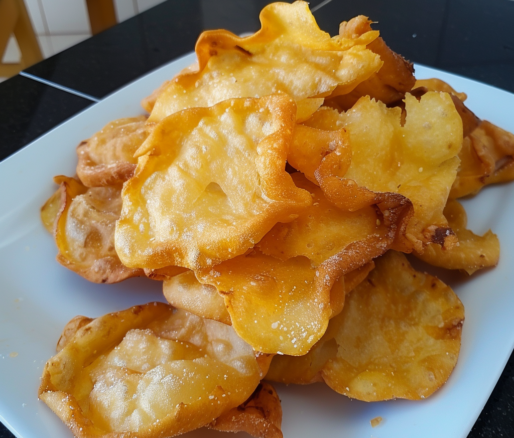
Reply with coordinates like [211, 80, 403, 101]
[39, 303, 263, 438]
[209, 382, 283, 438]
[76, 116, 148, 187]
[267, 251, 465, 402]
[415, 199, 500, 274]
[325, 15, 416, 110]
[148, 1, 382, 124]
[302, 91, 463, 253]
[53, 176, 143, 283]
[115, 95, 312, 271]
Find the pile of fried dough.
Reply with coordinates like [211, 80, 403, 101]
[38, 2, 514, 437]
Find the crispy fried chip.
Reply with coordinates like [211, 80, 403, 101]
[302, 91, 463, 252]
[163, 270, 231, 325]
[41, 187, 63, 234]
[143, 265, 189, 281]
[415, 78, 467, 102]
[268, 251, 464, 400]
[325, 16, 415, 110]
[451, 120, 514, 198]
[148, 1, 382, 124]
[413, 80, 479, 140]
[208, 382, 283, 438]
[330, 261, 375, 319]
[55, 315, 93, 352]
[194, 174, 409, 356]
[54, 176, 143, 283]
[415, 199, 500, 274]
[323, 251, 464, 401]
[165, 251, 372, 328]
[76, 117, 149, 187]
[265, 311, 340, 385]
[266, 263, 374, 386]
[141, 62, 200, 113]
[196, 249, 332, 356]
[39, 303, 262, 438]
[288, 126, 413, 255]
[116, 95, 312, 271]
[414, 79, 514, 197]
[257, 173, 392, 266]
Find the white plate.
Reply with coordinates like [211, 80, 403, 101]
[1, 58, 513, 438]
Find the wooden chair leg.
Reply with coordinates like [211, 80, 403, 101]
[13, 0, 43, 68]
[0, 0, 19, 59]
[86, 0, 117, 35]
[0, 0, 42, 77]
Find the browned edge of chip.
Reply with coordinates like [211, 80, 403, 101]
[76, 139, 137, 187]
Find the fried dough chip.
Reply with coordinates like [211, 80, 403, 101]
[116, 95, 312, 271]
[195, 169, 402, 356]
[41, 187, 63, 233]
[164, 254, 372, 328]
[194, 174, 409, 355]
[415, 199, 500, 274]
[76, 117, 149, 187]
[325, 16, 415, 110]
[265, 309, 340, 385]
[451, 120, 514, 198]
[54, 176, 143, 283]
[208, 382, 283, 438]
[257, 173, 397, 266]
[196, 249, 332, 356]
[266, 263, 375, 385]
[415, 78, 467, 102]
[411, 82, 479, 138]
[330, 261, 375, 318]
[144, 265, 188, 281]
[39, 303, 262, 438]
[302, 92, 463, 252]
[148, 1, 382, 124]
[56, 315, 93, 352]
[268, 252, 464, 400]
[163, 270, 231, 325]
[414, 79, 514, 197]
[324, 251, 464, 401]
[141, 62, 199, 113]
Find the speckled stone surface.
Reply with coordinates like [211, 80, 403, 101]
[0, 75, 92, 163]
[469, 351, 514, 437]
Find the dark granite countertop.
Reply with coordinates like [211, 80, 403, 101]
[1, 0, 513, 437]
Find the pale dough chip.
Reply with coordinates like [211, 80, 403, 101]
[53, 176, 142, 283]
[148, 1, 382, 123]
[39, 303, 262, 437]
[76, 116, 148, 187]
[302, 92, 463, 252]
[415, 199, 500, 274]
[267, 251, 464, 402]
[116, 95, 312, 270]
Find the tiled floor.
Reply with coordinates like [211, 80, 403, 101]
[1, 0, 166, 82]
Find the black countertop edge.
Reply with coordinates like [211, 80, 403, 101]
[22, 0, 514, 99]
[0, 75, 93, 163]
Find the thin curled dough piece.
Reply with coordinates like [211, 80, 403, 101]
[116, 95, 312, 271]
[148, 1, 382, 124]
[39, 303, 262, 438]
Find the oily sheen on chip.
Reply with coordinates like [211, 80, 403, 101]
[267, 251, 465, 401]
[37, 1, 514, 437]
[39, 303, 266, 438]
[115, 95, 312, 271]
[148, 1, 382, 124]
